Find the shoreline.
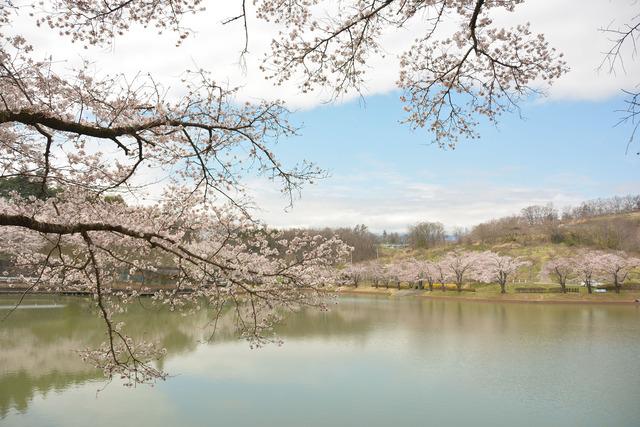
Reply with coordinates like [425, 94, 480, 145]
[2, 285, 639, 306]
[334, 286, 640, 305]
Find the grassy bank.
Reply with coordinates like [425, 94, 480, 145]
[3, 280, 639, 305]
[334, 284, 640, 304]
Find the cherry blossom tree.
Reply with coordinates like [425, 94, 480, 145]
[440, 250, 480, 292]
[0, 2, 349, 385]
[363, 261, 384, 288]
[594, 252, 639, 294]
[474, 251, 530, 294]
[399, 259, 438, 290]
[259, 0, 568, 147]
[342, 262, 369, 288]
[398, 258, 435, 290]
[408, 259, 437, 290]
[370, 260, 411, 289]
[403, 260, 420, 289]
[411, 259, 439, 291]
[385, 262, 406, 289]
[435, 259, 450, 292]
[541, 257, 576, 293]
[573, 250, 605, 294]
[391, 258, 417, 289]
[424, 261, 438, 292]
[599, 9, 640, 150]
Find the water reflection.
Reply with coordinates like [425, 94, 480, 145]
[0, 296, 208, 417]
[1, 295, 639, 426]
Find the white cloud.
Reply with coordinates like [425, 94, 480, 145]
[246, 169, 594, 232]
[492, 0, 640, 101]
[12, 1, 640, 109]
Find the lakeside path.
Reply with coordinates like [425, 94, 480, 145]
[334, 286, 640, 305]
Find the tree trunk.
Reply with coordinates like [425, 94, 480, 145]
[396, 280, 401, 289]
[418, 280, 424, 290]
[500, 281, 506, 294]
[615, 277, 620, 294]
[560, 281, 566, 293]
[428, 281, 433, 292]
[586, 281, 592, 294]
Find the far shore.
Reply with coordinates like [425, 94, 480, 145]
[334, 286, 640, 305]
[2, 283, 640, 306]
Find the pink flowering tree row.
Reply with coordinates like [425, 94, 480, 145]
[342, 249, 639, 295]
[543, 251, 640, 294]
[341, 250, 530, 294]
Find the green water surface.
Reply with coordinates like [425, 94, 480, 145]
[1, 295, 639, 426]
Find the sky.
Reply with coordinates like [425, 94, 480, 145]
[13, 0, 640, 232]
[250, 93, 639, 232]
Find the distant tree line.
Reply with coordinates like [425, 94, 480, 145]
[561, 195, 640, 220]
[0, 176, 125, 204]
[380, 230, 406, 245]
[407, 222, 446, 249]
[464, 195, 640, 251]
[0, 176, 58, 200]
[279, 222, 448, 262]
[280, 224, 379, 262]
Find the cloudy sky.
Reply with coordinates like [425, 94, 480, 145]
[15, 0, 640, 232]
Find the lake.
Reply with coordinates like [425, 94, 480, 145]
[1, 295, 639, 426]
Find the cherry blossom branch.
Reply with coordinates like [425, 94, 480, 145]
[599, 11, 640, 150]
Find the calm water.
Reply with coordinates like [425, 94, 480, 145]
[1, 295, 639, 427]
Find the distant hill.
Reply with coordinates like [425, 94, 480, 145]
[464, 196, 640, 252]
